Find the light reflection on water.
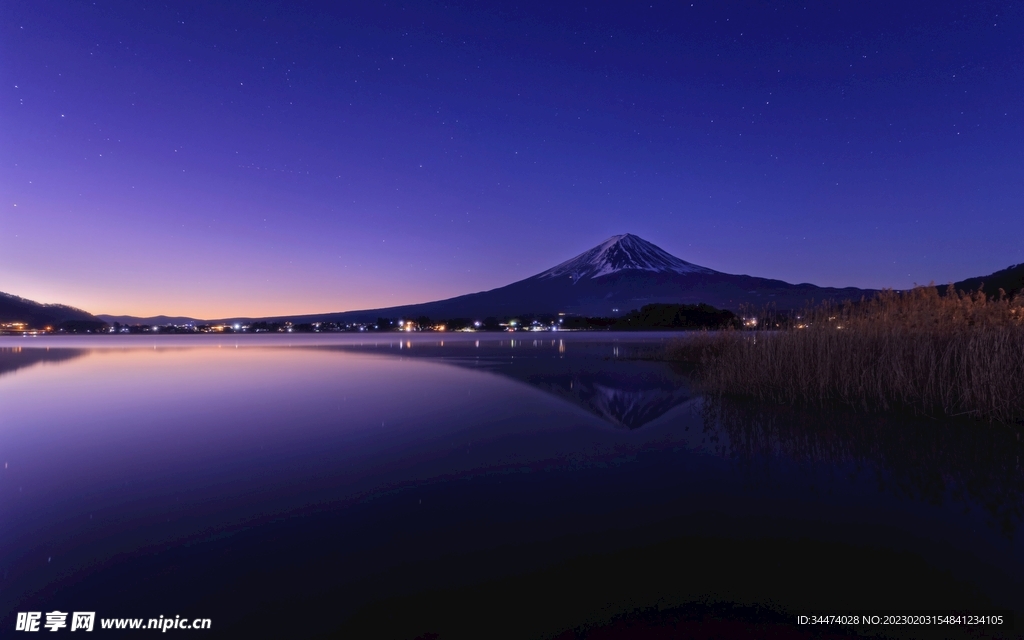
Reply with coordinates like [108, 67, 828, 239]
[0, 334, 1021, 635]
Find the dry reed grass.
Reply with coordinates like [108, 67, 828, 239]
[669, 286, 1024, 424]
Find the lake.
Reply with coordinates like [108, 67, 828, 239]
[1, 334, 1020, 638]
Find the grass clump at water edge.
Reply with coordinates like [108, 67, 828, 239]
[668, 286, 1024, 424]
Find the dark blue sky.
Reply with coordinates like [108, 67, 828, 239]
[3, 1, 1022, 317]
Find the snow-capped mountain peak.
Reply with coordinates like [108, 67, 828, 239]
[536, 234, 714, 282]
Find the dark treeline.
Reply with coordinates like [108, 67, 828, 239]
[561, 304, 739, 331]
[369, 304, 738, 332]
[55, 320, 109, 333]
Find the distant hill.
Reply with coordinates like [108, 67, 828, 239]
[228, 234, 876, 324]
[97, 314, 203, 326]
[947, 263, 1024, 298]
[0, 291, 104, 329]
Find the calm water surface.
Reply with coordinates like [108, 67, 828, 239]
[1, 334, 1021, 637]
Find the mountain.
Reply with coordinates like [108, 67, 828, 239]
[948, 263, 1024, 298]
[97, 314, 203, 326]
[0, 291, 104, 329]
[537, 234, 715, 281]
[256, 234, 875, 324]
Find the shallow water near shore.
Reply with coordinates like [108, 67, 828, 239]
[1, 333, 1021, 637]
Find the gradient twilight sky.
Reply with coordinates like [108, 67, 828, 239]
[2, 1, 1022, 318]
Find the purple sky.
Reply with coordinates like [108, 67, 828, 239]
[2, 1, 1022, 318]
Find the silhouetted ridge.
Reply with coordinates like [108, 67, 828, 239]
[0, 291, 102, 328]
[948, 263, 1024, 298]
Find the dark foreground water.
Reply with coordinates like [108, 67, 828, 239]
[1, 334, 1021, 639]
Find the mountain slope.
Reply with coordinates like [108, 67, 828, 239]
[0, 291, 103, 328]
[97, 314, 203, 326]
[948, 263, 1024, 298]
[243, 234, 875, 324]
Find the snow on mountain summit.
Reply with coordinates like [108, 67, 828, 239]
[536, 234, 715, 282]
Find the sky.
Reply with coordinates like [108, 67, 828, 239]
[2, 1, 1022, 318]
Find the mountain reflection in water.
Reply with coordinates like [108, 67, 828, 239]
[328, 337, 696, 429]
[524, 368, 696, 429]
[0, 347, 86, 379]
